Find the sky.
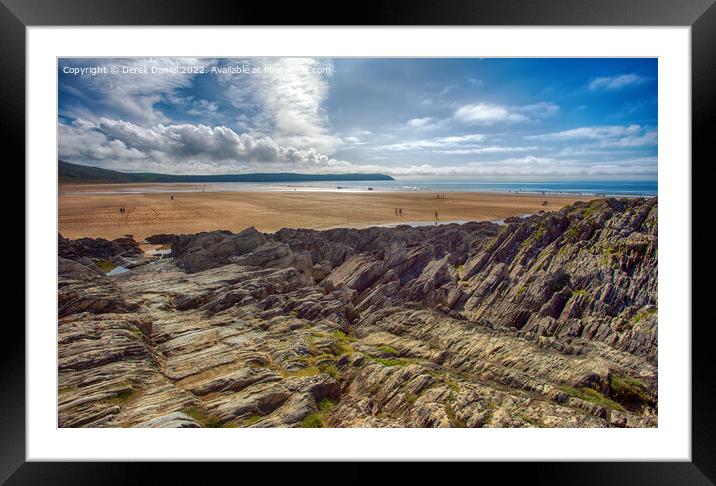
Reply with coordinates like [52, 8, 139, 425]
[58, 57, 657, 180]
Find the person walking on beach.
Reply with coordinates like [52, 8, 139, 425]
[399, 208, 403, 216]
[170, 194, 174, 200]
[435, 210, 439, 224]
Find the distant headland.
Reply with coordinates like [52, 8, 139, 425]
[58, 160, 395, 184]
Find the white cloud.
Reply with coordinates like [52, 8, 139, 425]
[221, 58, 340, 154]
[78, 58, 206, 124]
[376, 134, 541, 156]
[184, 99, 219, 116]
[455, 103, 527, 124]
[436, 134, 486, 144]
[347, 156, 657, 177]
[59, 117, 656, 178]
[380, 133, 486, 151]
[59, 117, 345, 173]
[588, 73, 648, 91]
[528, 124, 657, 147]
[440, 146, 538, 155]
[454, 102, 558, 125]
[406, 117, 435, 128]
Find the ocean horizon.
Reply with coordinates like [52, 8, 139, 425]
[62, 179, 658, 197]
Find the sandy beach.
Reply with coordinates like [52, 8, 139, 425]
[58, 185, 596, 241]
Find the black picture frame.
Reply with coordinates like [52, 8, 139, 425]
[5, 0, 713, 482]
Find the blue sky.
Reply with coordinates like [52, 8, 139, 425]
[58, 57, 657, 180]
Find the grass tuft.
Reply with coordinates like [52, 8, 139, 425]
[300, 399, 336, 428]
[182, 405, 222, 428]
[609, 374, 655, 409]
[300, 413, 323, 428]
[371, 357, 407, 367]
[318, 398, 335, 413]
[240, 415, 262, 427]
[105, 388, 136, 406]
[560, 385, 625, 412]
[377, 345, 398, 356]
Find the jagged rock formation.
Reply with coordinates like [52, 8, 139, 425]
[59, 233, 143, 261]
[58, 198, 658, 428]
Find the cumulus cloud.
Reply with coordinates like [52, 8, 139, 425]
[59, 117, 343, 173]
[454, 102, 558, 125]
[59, 117, 656, 178]
[588, 73, 649, 91]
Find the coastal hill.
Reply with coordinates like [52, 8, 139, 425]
[57, 197, 657, 428]
[58, 160, 394, 184]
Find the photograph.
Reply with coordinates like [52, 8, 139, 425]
[56, 57, 658, 429]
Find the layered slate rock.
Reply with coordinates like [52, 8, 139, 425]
[58, 198, 658, 428]
[59, 233, 143, 261]
[58, 257, 138, 317]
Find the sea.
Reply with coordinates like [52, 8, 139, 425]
[62, 179, 657, 197]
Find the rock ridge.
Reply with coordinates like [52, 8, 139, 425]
[58, 197, 658, 428]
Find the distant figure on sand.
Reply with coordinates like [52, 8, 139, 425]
[171, 194, 174, 200]
[399, 208, 403, 216]
[395, 208, 399, 216]
[435, 210, 439, 223]
[542, 200, 549, 206]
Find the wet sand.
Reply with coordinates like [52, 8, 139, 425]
[58, 187, 596, 241]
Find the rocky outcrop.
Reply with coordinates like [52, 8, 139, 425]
[58, 257, 138, 317]
[171, 227, 266, 272]
[459, 198, 658, 360]
[58, 198, 658, 428]
[59, 233, 143, 261]
[144, 234, 176, 245]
